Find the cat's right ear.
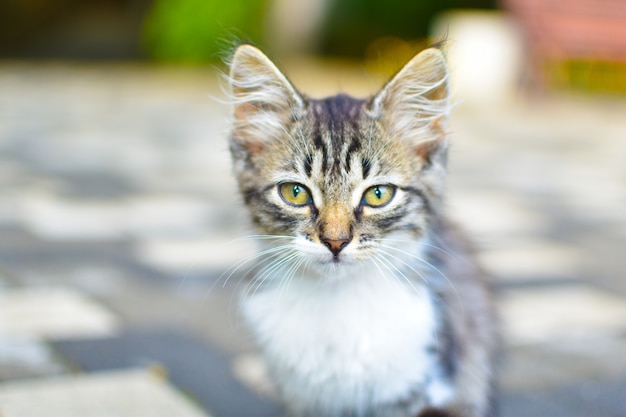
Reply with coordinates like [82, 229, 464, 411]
[368, 48, 450, 162]
[228, 45, 304, 155]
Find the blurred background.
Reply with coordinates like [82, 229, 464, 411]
[1, 1, 626, 416]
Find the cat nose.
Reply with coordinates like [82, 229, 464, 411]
[322, 238, 350, 256]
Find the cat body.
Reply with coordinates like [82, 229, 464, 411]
[228, 45, 497, 417]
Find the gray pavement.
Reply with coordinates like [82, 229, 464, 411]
[1, 62, 625, 416]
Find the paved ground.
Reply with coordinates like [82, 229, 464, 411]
[0, 61, 625, 416]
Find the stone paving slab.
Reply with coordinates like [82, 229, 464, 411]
[499, 284, 626, 345]
[53, 328, 281, 417]
[0, 368, 211, 417]
[500, 376, 626, 417]
[0, 287, 121, 383]
[502, 337, 626, 393]
[0, 336, 65, 381]
[0, 287, 119, 339]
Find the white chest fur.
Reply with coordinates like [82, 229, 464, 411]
[242, 269, 444, 415]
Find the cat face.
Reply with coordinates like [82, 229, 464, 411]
[228, 45, 450, 274]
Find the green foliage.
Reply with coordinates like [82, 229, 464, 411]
[142, 0, 268, 62]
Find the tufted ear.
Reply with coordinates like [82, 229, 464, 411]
[369, 48, 450, 162]
[228, 44, 305, 155]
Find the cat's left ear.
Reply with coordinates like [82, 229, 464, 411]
[368, 48, 450, 162]
[228, 44, 305, 155]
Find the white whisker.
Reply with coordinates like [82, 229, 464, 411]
[277, 255, 306, 302]
[231, 234, 296, 242]
[222, 244, 294, 286]
[375, 237, 455, 260]
[243, 250, 300, 302]
[370, 256, 392, 287]
[375, 252, 423, 296]
[377, 248, 430, 286]
[229, 249, 291, 298]
[379, 243, 464, 316]
[199, 236, 297, 302]
[177, 260, 199, 296]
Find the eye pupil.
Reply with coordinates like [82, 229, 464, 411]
[374, 187, 382, 200]
[292, 185, 300, 198]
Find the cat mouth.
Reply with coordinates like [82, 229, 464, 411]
[325, 253, 356, 266]
[311, 252, 346, 266]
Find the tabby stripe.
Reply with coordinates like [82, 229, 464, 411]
[345, 139, 361, 172]
[325, 99, 343, 156]
[439, 310, 459, 380]
[361, 158, 371, 179]
[303, 154, 313, 177]
[327, 101, 344, 175]
[264, 203, 299, 225]
[401, 186, 433, 214]
[313, 128, 329, 173]
[242, 185, 271, 205]
[376, 206, 408, 230]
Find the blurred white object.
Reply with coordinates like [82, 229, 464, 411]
[432, 11, 524, 105]
[266, 0, 332, 54]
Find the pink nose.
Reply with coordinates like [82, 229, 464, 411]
[322, 238, 350, 256]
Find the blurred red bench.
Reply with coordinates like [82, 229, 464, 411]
[503, 0, 626, 89]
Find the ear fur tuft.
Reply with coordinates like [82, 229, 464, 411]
[228, 44, 304, 154]
[369, 48, 450, 159]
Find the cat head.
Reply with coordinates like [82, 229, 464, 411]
[228, 44, 450, 275]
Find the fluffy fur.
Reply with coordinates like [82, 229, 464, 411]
[227, 44, 498, 417]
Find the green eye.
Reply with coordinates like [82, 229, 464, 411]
[362, 185, 395, 207]
[279, 183, 312, 206]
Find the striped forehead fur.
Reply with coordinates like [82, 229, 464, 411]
[307, 95, 365, 176]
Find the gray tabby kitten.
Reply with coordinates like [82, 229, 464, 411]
[227, 44, 498, 417]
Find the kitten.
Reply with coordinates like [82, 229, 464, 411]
[227, 44, 498, 417]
